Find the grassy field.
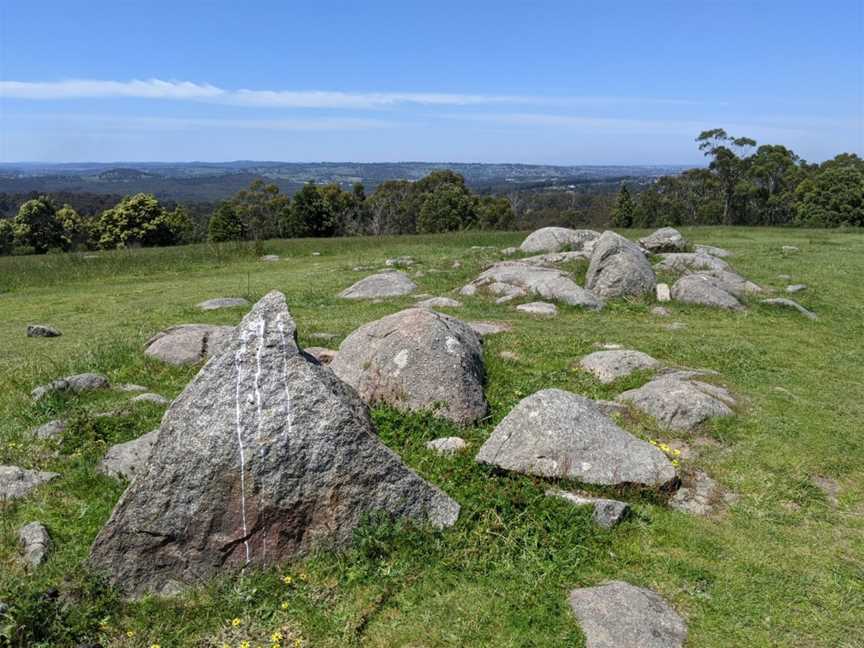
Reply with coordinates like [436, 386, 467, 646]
[1, 227, 862, 647]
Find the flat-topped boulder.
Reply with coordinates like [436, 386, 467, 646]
[569, 581, 687, 648]
[521, 250, 592, 266]
[90, 292, 459, 596]
[144, 324, 235, 366]
[461, 261, 602, 309]
[31, 373, 110, 401]
[196, 297, 250, 311]
[27, 324, 61, 338]
[654, 252, 730, 274]
[415, 296, 462, 309]
[617, 372, 735, 432]
[586, 231, 655, 298]
[475, 389, 676, 488]
[671, 274, 744, 310]
[639, 227, 689, 253]
[340, 271, 417, 299]
[331, 308, 487, 425]
[0, 465, 58, 501]
[519, 227, 600, 254]
[579, 350, 661, 384]
[97, 430, 158, 481]
[515, 301, 558, 316]
[695, 244, 732, 258]
[468, 321, 512, 336]
[30, 419, 66, 440]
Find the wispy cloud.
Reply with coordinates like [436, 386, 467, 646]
[0, 78, 708, 109]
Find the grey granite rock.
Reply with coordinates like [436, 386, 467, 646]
[426, 437, 468, 456]
[569, 581, 687, 648]
[656, 283, 671, 302]
[27, 324, 61, 338]
[415, 296, 462, 309]
[90, 292, 459, 596]
[31, 373, 110, 401]
[130, 393, 170, 406]
[579, 350, 661, 384]
[476, 389, 676, 488]
[144, 324, 235, 366]
[668, 470, 732, 516]
[461, 261, 602, 309]
[0, 465, 58, 500]
[586, 231, 655, 298]
[651, 306, 671, 317]
[547, 489, 631, 529]
[519, 227, 600, 254]
[654, 252, 731, 274]
[670, 274, 743, 310]
[786, 284, 807, 293]
[196, 297, 250, 311]
[760, 298, 817, 320]
[19, 522, 51, 567]
[468, 321, 512, 336]
[31, 419, 66, 440]
[694, 244, 732, 258]
[617, 374, 735, 432]
[515, 301, 558, 316]
[97, 430, 158, 481]
[331, 308, 487, 425]
[340, 271, 417, 299]
[259, 254, 280, 262]
[639, 227, 689, 253]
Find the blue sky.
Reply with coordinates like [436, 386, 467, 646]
[1, 0, 862, 164]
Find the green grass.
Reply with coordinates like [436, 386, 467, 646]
[1, 227, 863, 647]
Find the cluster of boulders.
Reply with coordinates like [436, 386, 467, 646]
[13, 228, 824, 644]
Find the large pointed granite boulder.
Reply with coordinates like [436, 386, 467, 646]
[90, 291, 459, 597]
[475, 389, 676, 488]
[331, 308, 488, 425]
[586, 231, 655, 298]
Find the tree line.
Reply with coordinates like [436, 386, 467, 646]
[0, 170, 514, 255]
[611, 129, 864, 228]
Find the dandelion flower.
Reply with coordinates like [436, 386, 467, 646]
[239, 641, 250, 648]
[283, 575, 293, 585]
[271, 631, 284, 642]
[231, 617, 243, 627]
[280, 601, 290, 610]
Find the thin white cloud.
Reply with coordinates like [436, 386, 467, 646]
[0, 78, 709, 109]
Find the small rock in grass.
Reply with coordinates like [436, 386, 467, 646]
[760, 298, 817, 320]
[415, 296, 462, 309]
[785, 284, 807, 294]
[31, 420, 66, 440]
[651, 306, 671, 317]
[579, 350, 661, 384]
[426, 437, 467, 456]
[451, 260, 462, 268]
[777, 274, 793, 280]
[19, 522, 51, 567]
[260, 254, 280, 262]
[568, 581, 687, 648]
[27, 324, 61, 338]
[311, 251, 321, 256]
[0, 465, 59, 501]
[501, 247, 518, 256]
[695, 244, 732, 258]
[304, 346, 337, 365]
[547, 489, 630, 529]
[515, 301, 558, 316]
[782, 245, 800, 253]
[196, 297, 250, 311]
[664, 322, 687, 331]
[130, 393, 170, 406]
[498, 351, 520, 361]
[385, 256, 414, 267]
[145, 324, 235, 366]
[31, 373, 110, 401]
[115, 383, 148, 392]
[669, 470, 735, 516]
[656, 283, 671, 302]
[468, 321, 512, 336]
[617, 374, 735, 432]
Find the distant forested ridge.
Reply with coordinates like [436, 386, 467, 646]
[0, 130, 861, 256]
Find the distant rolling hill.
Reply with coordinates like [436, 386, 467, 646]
[0, 161, 688, 202]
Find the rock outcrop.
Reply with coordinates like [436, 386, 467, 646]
[639, 227, 689, 253]
[460, 261, 602, 309]
[0, 466, 58, 501]
[19, 522, 51, 568]
[31, 373, 110, 401]
[670, 274, 744, 310]
[90, 292, 459, 596]
[27, 324, 61, 338]
[578, 350, 661, 384]
[331, 308, 488, 425]
[97, 430, 159, 481]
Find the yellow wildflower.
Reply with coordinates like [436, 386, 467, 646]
[298, 572, 308, 581]
[281, 601, 290, 610]
[283, 575, 293, 585]
[239, 641, 250, 648]
[271, 631, 284, 642]
[127, 630, 136, 638]
[231, 617, 243, 627]
[151, 644, 161, 648]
